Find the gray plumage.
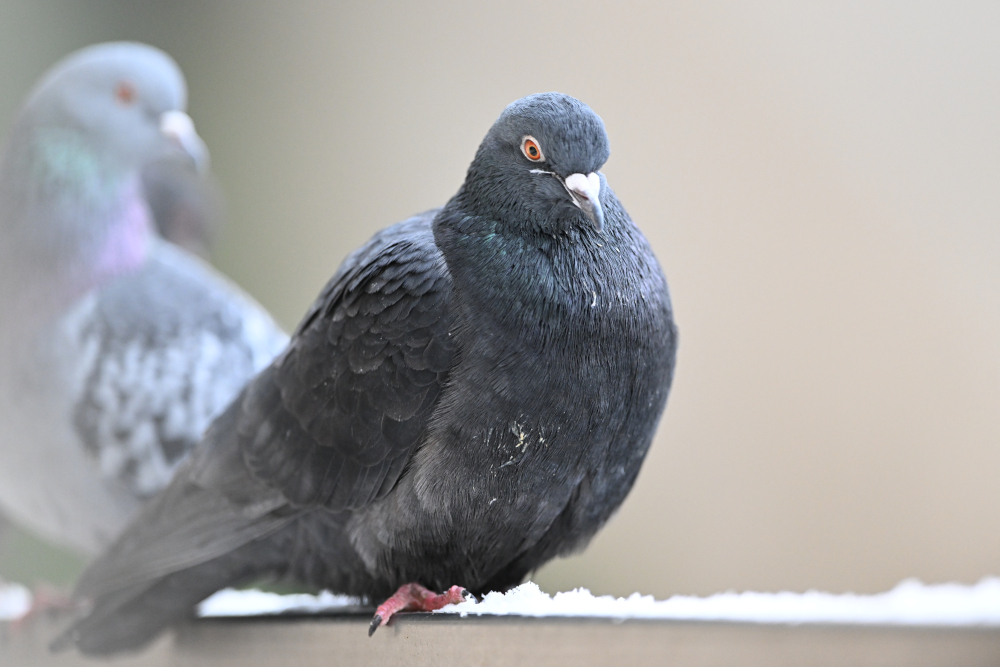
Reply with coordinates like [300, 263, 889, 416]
[0, 43, 287, 556]
[60, 92, 677, 655]
[142, 155, 223, 259]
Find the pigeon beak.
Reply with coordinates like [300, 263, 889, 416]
[159, 110, 210, 173]
[564, 172, 604, 232]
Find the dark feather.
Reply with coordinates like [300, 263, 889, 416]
[242, 212, 454, 509]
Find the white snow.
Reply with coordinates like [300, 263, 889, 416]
[438, 579, 1000, 626]
[195, 578, 1000, 626]
[0, 581, 32, 621]
[198, 588, 360, 617]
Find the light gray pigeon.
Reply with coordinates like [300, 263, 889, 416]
[141, 153, 223, 259]
[0, 43, 288, 557]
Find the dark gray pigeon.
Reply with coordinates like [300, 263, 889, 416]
[58, 92, 677, 655]
[0, 43, 288, 558]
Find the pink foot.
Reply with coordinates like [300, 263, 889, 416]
[369, 583, 472, 636]
[9, 584, 77, 632]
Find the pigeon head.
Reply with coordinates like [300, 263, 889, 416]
[0, 43, 208, 306]
[15, 42, 208, 178]
[0, 42, 207, 229]
[461, 93, 611, 234]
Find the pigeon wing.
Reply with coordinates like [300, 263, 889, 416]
[69, 240, 288, 500]
[240, 210, 455, 509]
[69, 211, 453, 607]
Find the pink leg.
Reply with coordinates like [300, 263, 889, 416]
[9, 584, 77, 632]
[369, 583, 472, 636]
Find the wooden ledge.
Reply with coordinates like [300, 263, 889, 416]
[4, 612, 1000, 666]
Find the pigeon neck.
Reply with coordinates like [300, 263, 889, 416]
[434, 202, 615, 346]
[0, 126, 153, 309]
[88, 175, 154, 281]
[434, 191, 669, 352]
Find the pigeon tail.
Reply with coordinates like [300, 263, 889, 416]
[53, 535, 288, 656]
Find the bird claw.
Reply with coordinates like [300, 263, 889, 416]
[368, 583, 470, 636]
[8, 584, 77, 633]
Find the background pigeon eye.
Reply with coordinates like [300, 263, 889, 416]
[115, 81, 136, 106]
[521, 137, 544, 162]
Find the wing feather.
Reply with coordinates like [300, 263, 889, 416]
[239, 211, 454, 509]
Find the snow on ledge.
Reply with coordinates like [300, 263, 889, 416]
[193, 577, 1000, 626]
[439, 579, 1000, 626]
[0, 581, 32, 621]
[198, 589, 360, 617]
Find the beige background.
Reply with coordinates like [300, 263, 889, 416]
[1, 1, 998, 598]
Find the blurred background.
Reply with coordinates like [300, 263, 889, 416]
[0, 0, 998, 599]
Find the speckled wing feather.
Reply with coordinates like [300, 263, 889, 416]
[70, 399, 294, 603]
[68, 239, 287, 498]
[240, 210, 454, 509]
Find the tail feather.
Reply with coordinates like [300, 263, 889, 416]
[54, 397, 299, 655]
[54, 528, 292, 656]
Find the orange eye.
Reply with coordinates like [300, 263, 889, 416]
[521, 136, 544, 162]
[115, 81, 136, 106]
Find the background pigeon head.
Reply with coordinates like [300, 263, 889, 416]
[461, 92, 611, 235]
[0, 42, 209, 323]
[17, 42, 204, 175]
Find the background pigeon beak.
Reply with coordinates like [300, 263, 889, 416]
[159, 110, 210, 173]
[564, 172, 604, 232]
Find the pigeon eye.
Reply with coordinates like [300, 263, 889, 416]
[115, 82, 136, 106]
[521, 137, 544, 162]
